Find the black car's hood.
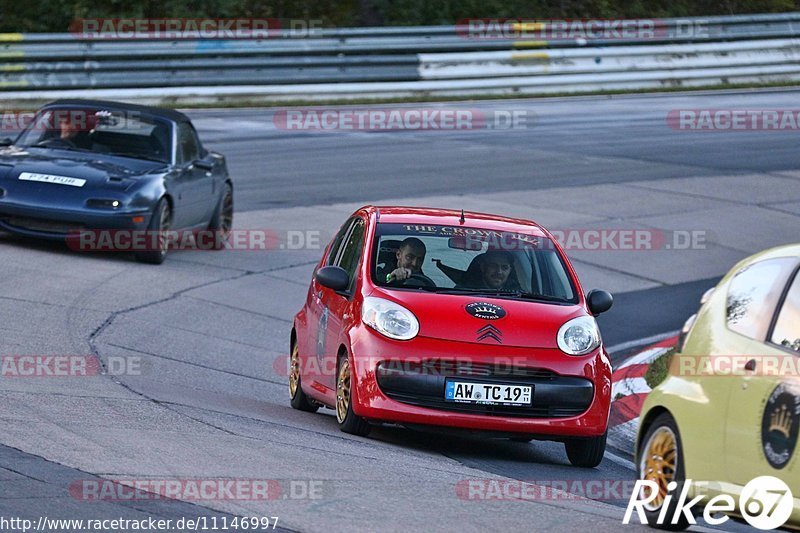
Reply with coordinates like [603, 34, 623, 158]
[0, 147, 168, 188]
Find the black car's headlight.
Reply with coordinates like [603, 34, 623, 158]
[86, 198, 122, 209]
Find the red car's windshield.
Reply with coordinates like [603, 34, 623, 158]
[372, 222, 577, 303]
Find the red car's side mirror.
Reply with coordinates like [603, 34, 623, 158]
[316, 266, 349, 292]
[587, 289, 613, 316]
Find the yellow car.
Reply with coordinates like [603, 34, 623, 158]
[635, 244, 800, 530]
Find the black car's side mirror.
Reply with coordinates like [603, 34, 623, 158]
[0, 138, 13, 147]
[587, 289, 613, 316]
[316, 266, 350, 292]
[193, 159, 214, 171]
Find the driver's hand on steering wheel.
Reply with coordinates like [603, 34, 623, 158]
[387, 267, 412, 282]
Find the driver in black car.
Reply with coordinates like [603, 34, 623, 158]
[43, 115, 92, 149]
[379, 237, 432, 285]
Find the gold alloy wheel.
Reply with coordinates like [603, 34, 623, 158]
[289, 344, 300, 398]
[639, 426, 678, 511]
[336, 358, 351, 423]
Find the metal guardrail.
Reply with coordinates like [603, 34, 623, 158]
[0, 13, 799, 102]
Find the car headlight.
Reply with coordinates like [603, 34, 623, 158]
[557, 316, 601, 355]
[362, 296, 419, 341]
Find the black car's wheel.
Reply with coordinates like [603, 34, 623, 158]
[564, 431, 607, 468]
[135, 198, 170, 265]
[207, 183, 233, 251]
[636, 413, 690, 530]
[336, 354, 370, 437]
[289, 342, 319, 413]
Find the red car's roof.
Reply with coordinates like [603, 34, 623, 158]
[362, 206, 549, 236]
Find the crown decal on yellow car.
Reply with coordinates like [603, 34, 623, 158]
[769, 404, 793, 439]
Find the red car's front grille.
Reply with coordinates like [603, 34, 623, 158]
[375, 361, 593, 419]
[382, 359, 558, 380]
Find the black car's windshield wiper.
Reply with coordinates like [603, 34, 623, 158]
[30, 143, 89, 152]
[109, 152, 167, 163]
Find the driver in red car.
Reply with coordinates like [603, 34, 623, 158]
[380, 237, 428, 284]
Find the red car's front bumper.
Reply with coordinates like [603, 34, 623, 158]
[348, 326, 612, 438]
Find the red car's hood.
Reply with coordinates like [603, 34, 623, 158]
[369, 288, 586, 349]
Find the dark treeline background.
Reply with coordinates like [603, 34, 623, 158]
[0, 0, 797, 32]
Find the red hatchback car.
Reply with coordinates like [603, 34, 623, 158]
[290, 206, 614, 467]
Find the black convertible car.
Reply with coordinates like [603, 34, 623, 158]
[0, 99, 233, 264]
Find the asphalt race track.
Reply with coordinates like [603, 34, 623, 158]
[2, 89, 799, 532]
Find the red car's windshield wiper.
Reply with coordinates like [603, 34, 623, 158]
[412, 286, 570, 303]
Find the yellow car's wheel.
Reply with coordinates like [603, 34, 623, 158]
[335, 353, 370, 437]
[289, 342, 319, 413]
[637, 413, 690, 531]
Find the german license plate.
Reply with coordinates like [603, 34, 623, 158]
[445, 380, 532, 406]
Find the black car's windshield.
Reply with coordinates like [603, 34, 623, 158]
[15, 107, 171, 164]
[373, 222, 578, 303]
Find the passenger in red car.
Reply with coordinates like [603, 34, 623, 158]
[460, 251, 520, 290]
[479, 251, 514, 289]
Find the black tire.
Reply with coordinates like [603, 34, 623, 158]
[134, 198, 170, 265]
[564, 431, 607, 468]
[335, 354, 370, 437]
[207, 183, 233, 251]
[636, 413, 690, 531]
[510, 437, 533, 443]
[289, 342, 319, 413]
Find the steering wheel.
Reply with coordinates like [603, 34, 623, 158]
[402, 273, 436, 288]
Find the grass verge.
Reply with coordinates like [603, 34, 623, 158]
[644, 348, 676, 389]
